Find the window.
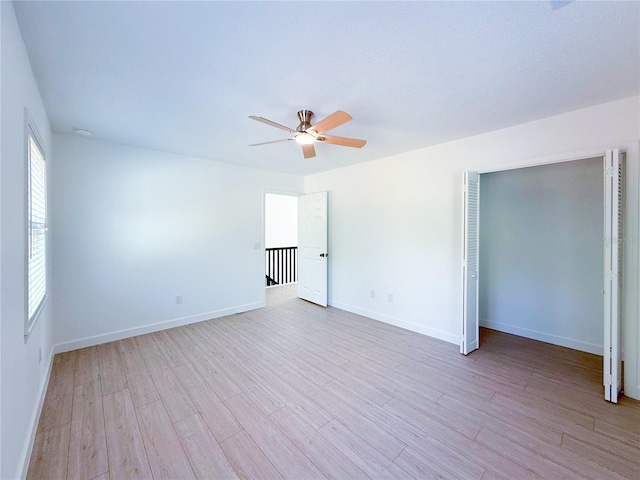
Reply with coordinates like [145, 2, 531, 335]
[26, 123, 47, 335]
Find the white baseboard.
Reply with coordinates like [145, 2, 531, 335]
[17, 349, 54, 480]
[480, 318, 604, 355]
[330, 301, 460, 345]
[53, 302, 263, 354]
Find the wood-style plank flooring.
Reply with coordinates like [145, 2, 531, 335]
[28, 284, 640, 479]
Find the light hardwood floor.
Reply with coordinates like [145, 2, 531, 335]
[28, 284, 640, 479]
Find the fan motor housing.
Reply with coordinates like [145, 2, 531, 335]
[296, 110, 314, 132]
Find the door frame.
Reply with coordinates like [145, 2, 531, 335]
[462, 145, 632, 401]
[261, 189, 301, 307]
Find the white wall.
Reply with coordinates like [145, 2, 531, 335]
[1, 2, 54, 478]
[52, 135, 303, 350]
[265, 193, 298, 248]
[305, 96, 640, 400]
[479, 158, 603, 354]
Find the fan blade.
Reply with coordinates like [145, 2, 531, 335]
[302, 143, 316, 159]
[309, 110, 352, 134]
[249, 116, 296, 133]
[317, 135, 366, 148]
[249, 138, 293, 146]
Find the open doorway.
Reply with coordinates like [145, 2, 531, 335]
[264, 193, 298, 288]
[462, 150, 624, 403]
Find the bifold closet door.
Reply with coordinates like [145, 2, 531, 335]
[604, 149, 623, 403]
[462, 172, 480, 355]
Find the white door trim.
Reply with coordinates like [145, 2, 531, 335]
[473, 145, 619, 174]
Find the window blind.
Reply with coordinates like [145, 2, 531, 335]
[28, 134, 47, 325]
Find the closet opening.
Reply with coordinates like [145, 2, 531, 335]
[462, 150, 624, 402]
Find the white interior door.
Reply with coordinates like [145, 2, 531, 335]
[462, 172, 480, 355]
[298, 192, 328, 306]
[604, 149, 623, 403]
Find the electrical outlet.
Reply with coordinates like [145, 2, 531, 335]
[370, 290, 376, 299]
[387, 293, 394, 303]
[176, 295, 183, 305]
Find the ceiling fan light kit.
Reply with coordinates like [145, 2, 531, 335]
[295, 133, 315, 145]
[249, 109, 366, 159]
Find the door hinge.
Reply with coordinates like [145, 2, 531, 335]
[605, 374, 612, 386]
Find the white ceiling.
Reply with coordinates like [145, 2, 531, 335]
[13, 1, 640, 176]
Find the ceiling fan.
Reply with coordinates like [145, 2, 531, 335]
[249, 110, 366, 159]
